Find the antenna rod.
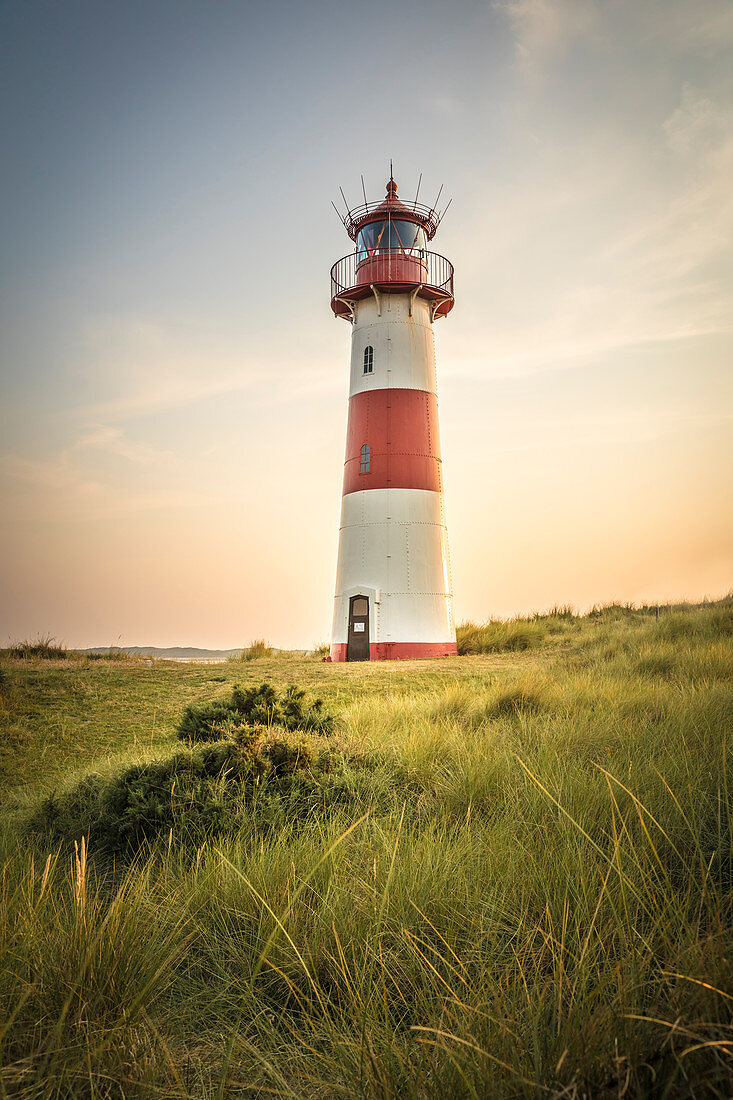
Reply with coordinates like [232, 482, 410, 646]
[390, 157, 393, 179]
[432, 183, 444, 212]
[361, 174, 368, 206]
[439, 197, 453, 221]
[339, 186, 349, 213]
[414, 172, 422, 211]
[331, 200, 346, 223]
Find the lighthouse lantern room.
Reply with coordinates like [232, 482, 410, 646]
[329, 173, 457, 662]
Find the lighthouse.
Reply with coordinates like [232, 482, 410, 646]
[329, 174, 457, 661]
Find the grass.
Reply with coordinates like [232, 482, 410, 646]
[4, 636, 71, 661]
[229, 638, 274, 662]
[0, 598, 731, 1097]
[2, 636, 130, 662]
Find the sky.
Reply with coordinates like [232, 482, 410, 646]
[1, 0, 731, 649]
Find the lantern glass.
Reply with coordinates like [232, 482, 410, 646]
[356, 220, 426, 258]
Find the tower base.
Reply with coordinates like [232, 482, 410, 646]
[330, 640, 458, 662]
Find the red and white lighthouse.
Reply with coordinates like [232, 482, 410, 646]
[329, 175, 457, 661]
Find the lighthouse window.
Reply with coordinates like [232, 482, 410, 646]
[356, 220, 427, 258]
[392, 220, 426, 251]
[363, 346, 373, 373]
[360, 444, 370, 474]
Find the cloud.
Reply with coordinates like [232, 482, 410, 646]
[637, 0, 733, 53]
[495, 0, 733, 77]
[75, 316, 262, 421]
[0, 453, 101, 498]
[609, 87, 733, 289]
[493, 0, 599, 72]
[451, 57, 733, 379]
[0, 417, 210, 522]
[71, 313, 344, 421]
[663, 84, 730, 156]
[69, 424, 175, 465]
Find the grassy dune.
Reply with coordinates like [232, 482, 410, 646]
[0, 601, 731, 1097]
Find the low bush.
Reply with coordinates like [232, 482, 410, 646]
[177, 680, 332, 743]
[30, 728, 406, 858]
[31, 727, 334, 855]
[33, 742, 245, 854]
[177, 698, 241, 743]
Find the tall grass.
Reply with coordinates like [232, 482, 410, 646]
[457, 617, 549, 653]
[231, 638, 274, 662]
[0, 833, 191, 1094]
[457, 595, 733, 655]
[1, 637, 129, 662]
[1, 600, 731, 1096]
[4, 636, 69, 660]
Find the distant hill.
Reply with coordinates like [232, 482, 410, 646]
[83, 646, 244, 660]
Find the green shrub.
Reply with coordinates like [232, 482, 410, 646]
[32, 742, 248, 854]
[29, 728, 393, 857]
[31, 728, 330, 856]
[177, 681, 332, 743]
[260, 728, 315, 776]
[177, 699, 242, 743]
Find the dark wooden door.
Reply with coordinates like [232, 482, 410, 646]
[347, 595, 370, 661]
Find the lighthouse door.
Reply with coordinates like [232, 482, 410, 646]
[347, 595, 370, 661]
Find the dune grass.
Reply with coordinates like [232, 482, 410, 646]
[0, 600, 731, 1097]
[229, 638, 274, 663]
[3, 636, 71, 661]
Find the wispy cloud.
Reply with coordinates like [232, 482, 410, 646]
[496, 0, 733, 72]
[454, 66, 733, 379]
[74, 316, 262, 421]
[635, 0, 733, 52]
[1, 416, 211, 521]
[69, 424, 175, 464]
[0, 453, 103, 499]
[493, 0, 599, 73]
[607, 87, 733, 288]
[663, 84, 730, 155]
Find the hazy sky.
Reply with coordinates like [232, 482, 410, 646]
[1, 0, 731, 649]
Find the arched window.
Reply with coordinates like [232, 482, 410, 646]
[363, 346, 374, 374]
[360, 443, 370, 474]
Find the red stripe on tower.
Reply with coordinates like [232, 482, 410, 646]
[342, 388, 442, 495]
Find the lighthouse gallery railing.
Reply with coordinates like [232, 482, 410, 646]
[331, 248, 454, 301]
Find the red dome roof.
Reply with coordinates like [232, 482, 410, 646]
[343, 178, 441, 241]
